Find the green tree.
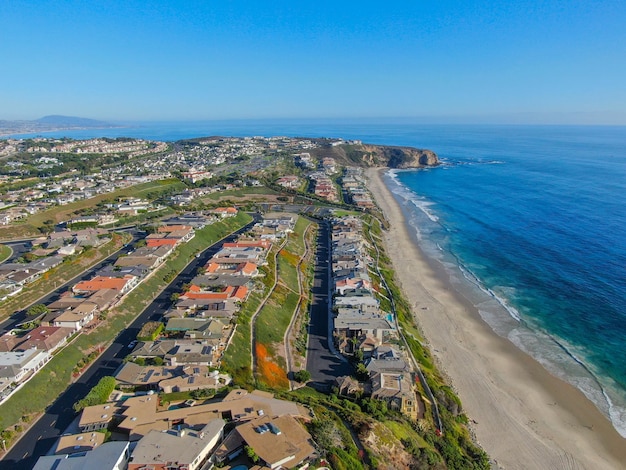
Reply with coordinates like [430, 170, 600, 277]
[27, 303, 49, 317]
[244, 445, 260, 464]
[294, 369, 311, 383]
[73, 376, 116, 412]
[355, 363, 368, 381]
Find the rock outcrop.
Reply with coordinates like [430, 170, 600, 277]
[309, 142, 439, 168]
[361, 144, 439, 168]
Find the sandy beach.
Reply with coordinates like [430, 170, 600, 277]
[366, 167, 626, 470]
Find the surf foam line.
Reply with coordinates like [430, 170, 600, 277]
[384, 168, 626, 438]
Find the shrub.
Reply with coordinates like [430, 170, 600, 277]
[73, 376, 116, 412]
[294, 369, 311, 383]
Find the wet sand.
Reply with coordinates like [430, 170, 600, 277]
[366, 167, 626, 470]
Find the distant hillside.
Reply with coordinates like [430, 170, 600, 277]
[0, 115, 117, 136]
[35, 115, 112, 128]
[308, 142, 439, 169]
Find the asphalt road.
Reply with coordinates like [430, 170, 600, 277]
[0, 216, 258, 470]
[305, 220, 353, 391]
[0, 230, 143, 334]
[1, 241, 31, 264]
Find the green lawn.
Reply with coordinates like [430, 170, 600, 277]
[221, 286, 266, 387]
[0, 244, 12, 263]
[277, 254, 299, 293]
[202, 186, 280, 201]
[255, 286, 300, 347]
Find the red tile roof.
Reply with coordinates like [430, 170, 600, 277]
[73, 276, 131, 292]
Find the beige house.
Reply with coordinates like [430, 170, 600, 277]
[215, 415, 315, 469]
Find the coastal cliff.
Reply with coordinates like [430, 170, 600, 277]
[309, 142, 439, 168]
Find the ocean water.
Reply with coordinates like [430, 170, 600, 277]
[380, 125, 626, 438]
[5, 121, 626, 435]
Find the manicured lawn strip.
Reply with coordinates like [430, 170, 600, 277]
[332, 209, 361, 218]
[0, 244, 11, 263]
[0, 179, 185, 239]
[287, 216, 310, 257]
[202, 186, 280, 201]
[254, 285, 299, 390]
[223, 237, 293, 388]
[220, 289, 267, 388]
[0, 233, 131, 320]
[160, 391, 193, 404]
[277, 216, 311, 293]
[0, 213, 252, 434]
[221, 323, 253, 387]
[255, 286, 299, 347]
[221, 243, 276, 388]
[277, 254, 299, 293]
[221, 240, 278, 387]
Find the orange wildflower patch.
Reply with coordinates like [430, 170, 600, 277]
[256, 343, 289, 389]
[279, 250, 299, 266]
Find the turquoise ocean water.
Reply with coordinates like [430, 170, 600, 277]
[6, 121, 626, 435]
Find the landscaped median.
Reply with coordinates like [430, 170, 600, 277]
[0, 212, 252, 444]
[221, 215, 315, 390]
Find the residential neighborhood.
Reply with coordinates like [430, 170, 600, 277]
[0, 134, 481, 470]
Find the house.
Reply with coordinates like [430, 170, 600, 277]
[173, 297, 238, 319]
[181, 170, 213, 184]
[276, 175, 300, 189]
[162, 214, 211, 229]
[52, 302, 98, 331]
[159, 367, 232, 393]
[128, 420, 225, 470]
[145, 234, 179, 248]
[204, 260, 258, 276]
[0, 348, 51, 386]
[33, 441, 130, 470]
[78, 389, 306, 441]
[53, 431, 106, 455]
[0, 332, 21, 352]
[165, 317, 226, 336]
[97, 264, 148, 280]
[368, 371, 422, 420]
[114, 362, 181, 389]
[85, 288, 120, 311]
[211, 207, 237, 218]
[182, 285, 248, 303]
[115, 245, 172, 270]
[334, 314, 394, 349]
[215, 415, 315, 469]
[334, 375, 363, 397]
[129, 340, 216, 367]
[73, 275, 137, 295]
[14, 326, 73, 353]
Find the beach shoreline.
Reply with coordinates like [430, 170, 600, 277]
[366, 167, 626, 470]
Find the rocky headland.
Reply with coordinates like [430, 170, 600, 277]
[309, 142, 439, 168]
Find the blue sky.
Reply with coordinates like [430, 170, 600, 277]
[1, 0, 625, 123]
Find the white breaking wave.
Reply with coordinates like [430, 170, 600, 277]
[410, 199, 439, 222]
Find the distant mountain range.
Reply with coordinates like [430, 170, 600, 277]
[0, 115, 118, 136]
